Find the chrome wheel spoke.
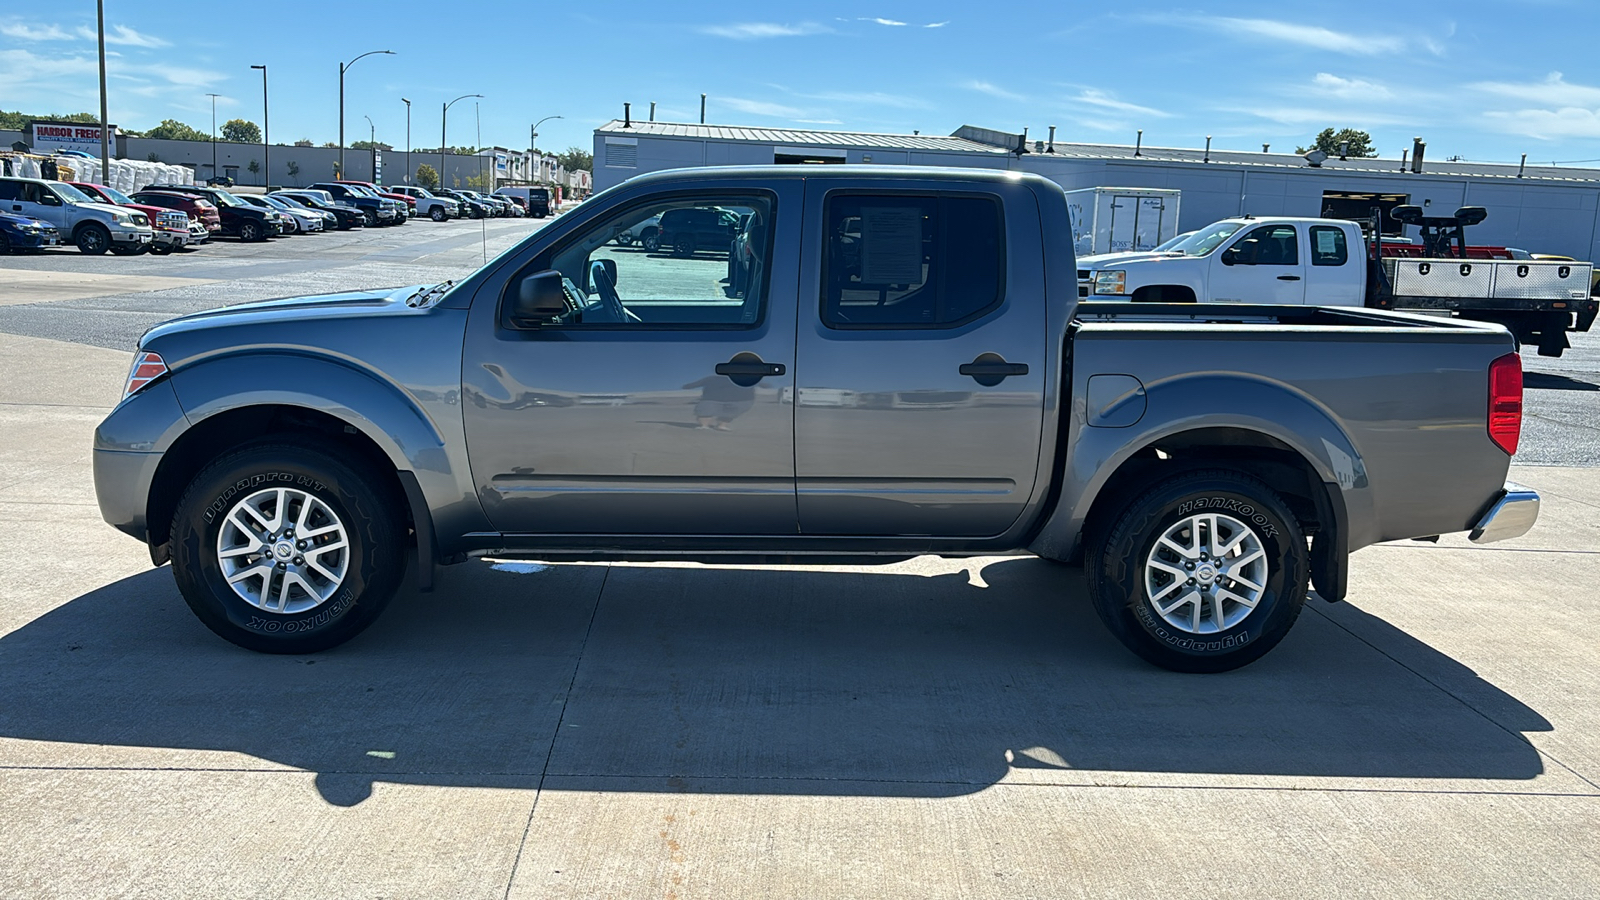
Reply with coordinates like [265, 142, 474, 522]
[1157, 535, 1200, 560]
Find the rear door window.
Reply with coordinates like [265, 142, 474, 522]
[821, 193, 1004, 329]
[1309, 225, 1349, 266]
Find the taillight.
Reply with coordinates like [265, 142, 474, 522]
[124, 351, 168, 399]
[1488, 352, 1522, 456]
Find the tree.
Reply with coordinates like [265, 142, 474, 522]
[247, 160, 260, 179]
[145, 152, 163, 163]
[414, 163, 439, 190]
[145, 119, 210, 142]
[556, 146, 593, 172]
[321, 141, 339, 148]
[221, 118, 262, 143]
[286, 160, 300, 185]
[0, 110, 98, 130]
[350, 140, 393, 151]
[294, 139, 313, 147]
[465, 172, 492, 190]
[1297, 128, 1378, 158]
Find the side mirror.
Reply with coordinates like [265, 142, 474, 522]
[505, 269, 567, 329]
[1222, 243, 1256, 266]
[42, 193, 63, 207]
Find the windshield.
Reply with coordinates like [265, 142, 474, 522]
[271, 195, 308, 210]
[1167, 222, 1245, 257]
[95, 186, 137, 205]
[210, 190, 245, 208]
[409, 187, 435, 198]
[1151, 231, 1194, 252]
[53, 182, 96, 204]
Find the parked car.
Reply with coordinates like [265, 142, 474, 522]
[307, 182, 400, 226]
[0, 176, 153, 254]
[262, 194, 337, 231]
[612, 213, 661, 250]
[142, 184, 283, 242]
[0, 211, 61, 253]
[270, 191, 365, 230]
[437, 189, 492, 219]
[463, 190, 511, 217]
[238, 194, 322, 234]
[495, 186, 551, 217]
[69, 182, 192, 254]
[655, 205, 741, 257]
[93, 166, 1538, 674]
[129, 190, 219, 242]
[335, 181, 417, 219]
[386, 185, 461, 222]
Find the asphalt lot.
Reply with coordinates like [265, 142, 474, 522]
[1, 223, 1597, 898]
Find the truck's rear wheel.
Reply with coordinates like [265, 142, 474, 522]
[1085, 469, 1308, 672]
[169, 442, 406, 654]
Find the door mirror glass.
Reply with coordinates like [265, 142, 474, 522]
[1221, 244, 1251, 266]
[506, 269, 568, 328]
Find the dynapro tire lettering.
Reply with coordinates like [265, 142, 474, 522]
[1135, 601, 1251, 652]
[203, 472, 326, 523]
[245, 590, 354, 633]
[1175, 497, 1280, 538]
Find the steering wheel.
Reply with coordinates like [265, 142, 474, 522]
[588, 260, 640, 323]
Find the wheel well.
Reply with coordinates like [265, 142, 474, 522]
[72, 220, 108, 239]
[145, 405, 409, 558]
[1080, 427, 1329, 556]
[1131, 284, 1197, 303]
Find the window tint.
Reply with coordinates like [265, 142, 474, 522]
[1309, 225, 1349, 266]
[0, 181, 19, 202]
[1231, 225, 1299, 266]
[506, 193, 774, 329]
[821, 193, 1003, 329]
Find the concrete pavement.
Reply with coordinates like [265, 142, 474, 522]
[0, 224, 1597, 897]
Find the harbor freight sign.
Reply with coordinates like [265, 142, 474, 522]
[29, 121, 117, 154]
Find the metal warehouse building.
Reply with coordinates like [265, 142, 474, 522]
[593, 120, 1600, 261]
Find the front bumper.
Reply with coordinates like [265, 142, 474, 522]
[4, 228, 60, 248]
[1469, 482, 1540, 544]
[111, 227, 154, 246]
[153, 230, 188, 249]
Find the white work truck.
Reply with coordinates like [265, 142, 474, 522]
[1079, 211, 1599, 356]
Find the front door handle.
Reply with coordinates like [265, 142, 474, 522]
[715, 352, 785, 386]
[959, 352, 1029, 386]
[1277, 275, 1302, 281]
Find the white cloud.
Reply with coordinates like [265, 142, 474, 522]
[1162, 16, 1445, 57]
[925, 21, 949, 28]
[1, 21, 74, 40]
[964, 80, 1024, 102]
[700, 22, 829, 39]
[103, 24, 170, 48]
[0, 47, 221, 126]
[1070, 89, 1170, 119]
[860, 17, 906, 26]
[719, 97, 809, 118]
[1312, 73, 1393, 100]
[1481, 108, 1600, 141]
[1471, 72, 1600, 107]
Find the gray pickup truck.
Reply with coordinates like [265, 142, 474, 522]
[92, 166, 1539, 672]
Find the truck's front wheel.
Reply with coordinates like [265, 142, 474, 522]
[1085, 469, 1308, 673]
[169, 442, 406, 654]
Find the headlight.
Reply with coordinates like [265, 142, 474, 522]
[113, 212, 133, 225]
[1094, 270, 1127, 295]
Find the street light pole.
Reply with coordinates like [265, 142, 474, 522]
[338, 49, 394, 178]
[251, 65, 268, 187]
[95, 0, 109, 181]
[530, 115, 561, 189]
[363, 115, 375, 183]
[206, 93, 221, 182]
[401, 98, 411, 184]
[441, 93, 483, 192]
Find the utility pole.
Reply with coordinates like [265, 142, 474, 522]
[338, 50, 394, 178]
[402, 98, 411, 184]
[206, 93, 221, 181]
[442, 93, 483, 191]
[251, 65, 268, 187]
[95, 0, 109, 181]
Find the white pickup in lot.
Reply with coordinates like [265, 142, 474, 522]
[1078, 213, 1599, 356]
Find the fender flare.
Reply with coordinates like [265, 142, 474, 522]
[1030, 373, 1373, 584]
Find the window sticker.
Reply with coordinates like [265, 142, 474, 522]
[1316, 228, 1340, 255]
[859, 206, 923, 284]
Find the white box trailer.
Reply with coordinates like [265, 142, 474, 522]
[1065, 187, 1181, 258]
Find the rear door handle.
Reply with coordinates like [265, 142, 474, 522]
[715, 352, 785, 386]
[1277, 275, 1302, 281]
[960, 352, 1029, 386]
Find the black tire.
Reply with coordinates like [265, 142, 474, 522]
[1085, 468, 1308, 673]
[363, 210, 378, 227]
[430, 206, 447, 222]
[641, 228, 660, 252]
[239, 221, 262, 242]
[615, 233, 634, 246]
[76, 223, 112, 255]
[673, 234, 696, 257]
[169, 442, 407, 654]
[0, 232, 13, 255]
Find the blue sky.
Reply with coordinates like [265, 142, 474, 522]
[4, 1, 1600, 164]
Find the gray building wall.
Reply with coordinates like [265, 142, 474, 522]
[593, 125, 1600, 262]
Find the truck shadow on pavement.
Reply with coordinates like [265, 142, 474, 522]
[0, 557, 1551, 806]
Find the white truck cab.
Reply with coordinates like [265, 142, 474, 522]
[1080, 217, 1365, 306]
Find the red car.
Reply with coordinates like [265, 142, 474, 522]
[335, 180, 416, 219]
[129, 190, 222, 237]
[69, 182, 196, 254]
